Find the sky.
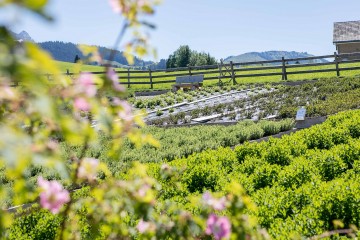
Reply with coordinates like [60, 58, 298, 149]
[2, 0, 360, 61]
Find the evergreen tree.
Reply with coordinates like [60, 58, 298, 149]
[166, 46, 217, 68]
[166, 54, 176, 68]
[74, 54, 80, 63]
[206, 53, 217, 65]
[175, 45, 191, 67]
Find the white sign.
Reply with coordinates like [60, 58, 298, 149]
[296, 107, 306, 121]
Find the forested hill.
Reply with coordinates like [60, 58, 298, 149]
[224, 51, 328, 64]
[38, 41, 163, 68]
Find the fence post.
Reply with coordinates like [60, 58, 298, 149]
[188, 65, 192, 75]
[334, 52, 340, 77]
[149, 68, 153, 89]
[127, 68, 131, 88]
[218, 59, 224, 86]
[281, 57, 288, 80]
[230, 61, 237, 85]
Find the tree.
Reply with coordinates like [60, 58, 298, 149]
[74, 54, 80, 63]
[206, 53, 217, 65]
[175, 45, 191, 67]
[166, 54, 176, 68]
[166, 46, 217, 68]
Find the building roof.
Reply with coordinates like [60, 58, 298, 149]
[334, 20, 360, 43]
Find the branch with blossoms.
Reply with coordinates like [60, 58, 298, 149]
[0, 1, 272, 239]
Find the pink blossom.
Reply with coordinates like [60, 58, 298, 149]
[78, 158, 99, 181]
[118, 101, 133, 122]
[137, 0, 146, 8]
[76, 72, 97, 97]
[205, 214, 231, 240]
[74, 97, 91, 111]
[137, 219, 156, 233]
[106, 68, 125, 92]
[111, 97, 122, 106]
[37, 177, 70, 214]
[203, 192, 227, 211]
[137, 219, 151, 233]
[137, 184, 150, 197]
[109, 0, 122, 13]
[109, 0, 129, 14]
[1, 86, 15, 100]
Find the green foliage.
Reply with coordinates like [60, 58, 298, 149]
[8, 209, 61, 240]
[166, 45, 217, 68]
[85, 118, 293, 166]
[133, 109, 360, 238]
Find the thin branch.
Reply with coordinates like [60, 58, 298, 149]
[108, 21, 129, 65]
[58, 136, 89, 240]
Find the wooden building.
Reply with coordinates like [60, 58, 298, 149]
[334, 20, 360, 57]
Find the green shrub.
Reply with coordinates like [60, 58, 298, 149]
[258, 120, 281, 136]
[8, 209, 61, 240]
[264, 138, 292, 166]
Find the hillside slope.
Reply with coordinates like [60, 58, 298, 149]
[224, 51, 328, 64]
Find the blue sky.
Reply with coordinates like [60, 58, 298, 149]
[2, 0, 360, 61]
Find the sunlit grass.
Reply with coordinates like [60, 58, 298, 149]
[54, 60, 360, 91]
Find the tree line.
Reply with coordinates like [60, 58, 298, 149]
[166, 45, 217, 69]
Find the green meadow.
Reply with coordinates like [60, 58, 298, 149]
[55, 60, 360, 91]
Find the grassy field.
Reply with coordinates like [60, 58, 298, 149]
[55, 60, 360, 91]
[55, 61, 122, 73]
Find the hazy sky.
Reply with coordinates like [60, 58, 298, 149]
[2, 0, 360, 61]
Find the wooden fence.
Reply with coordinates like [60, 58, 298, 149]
[64, 52, 360, 89]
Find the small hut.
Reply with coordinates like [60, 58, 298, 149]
[334, 20, 360, 58]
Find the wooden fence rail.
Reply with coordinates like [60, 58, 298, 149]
[62, 52, 360, 89]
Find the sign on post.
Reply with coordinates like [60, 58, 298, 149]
[296, 107, 306, 121]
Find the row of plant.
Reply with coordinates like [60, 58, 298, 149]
[146, 77, 360, 125]
[128, 84, 252, 110]
[73, 118, 294, 165]
[139, 109, 360, 238]
[7, 110, 360, 239]
[0, 118, 294, 208]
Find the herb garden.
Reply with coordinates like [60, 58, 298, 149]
[1, 0, 360, 239]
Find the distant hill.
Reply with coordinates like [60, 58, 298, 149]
[11, 30, 34, 42]
[38, 41, 160, 68]
[224, 51, 328, 64]
[10, 31, 326, 69]
[10, 31, 165, 69]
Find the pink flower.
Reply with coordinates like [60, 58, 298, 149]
[205, 214, 231, 240]
[76, 72, 97, 97]
[78, 158, 99, 181]
[74, 97, 91, 111]
[118, 101, 133, 122]
[111, 97, 122, 106]
[203, 192, 227, 211]
[109, 0, 129, 14]
[109, 0, 122, 13]
[137, 184, 150, 198]
[137, 0, 146, 8]
[106, 68, 125, 92]
[37, 177, 70, 214]
[1, 86, 16, 100]
[137, 219, 156, 233]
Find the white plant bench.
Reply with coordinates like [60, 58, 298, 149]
[172, 75, 204, 92]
